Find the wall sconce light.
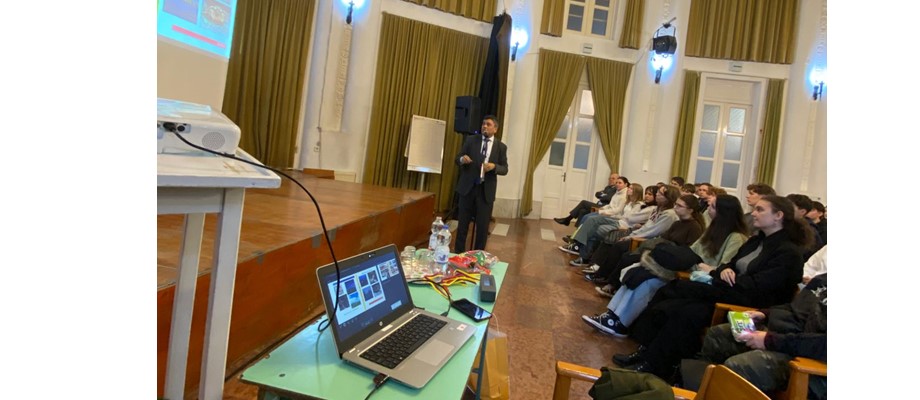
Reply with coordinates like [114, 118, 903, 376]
[810, 68, 826, 100]
[340, 0, 365, 25]
[510, 28, 529, 62]
[650, 18, 677, 84]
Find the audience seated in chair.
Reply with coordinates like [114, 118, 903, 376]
[805, 201, 826, 245]
[581, 195, 748, 336]
[559, 183, 656, 262]
[580, 186, 682, 283]
[554, 173, 625, 226]
[611, 196, 813, 380]
[785, 194, 825, 259]
[680, 274, 827, 400]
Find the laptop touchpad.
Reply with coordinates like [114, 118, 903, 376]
[416, 340, 454, 365]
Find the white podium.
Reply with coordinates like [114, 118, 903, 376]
[157, 149, 280, 400]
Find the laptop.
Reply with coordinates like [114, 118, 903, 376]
[316, 244, 476, 389]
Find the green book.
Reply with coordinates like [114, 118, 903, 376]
[728, 311, 756, 340]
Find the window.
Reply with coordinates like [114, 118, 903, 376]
[693, 103, 752, 194]
[566, 0, 615, 37]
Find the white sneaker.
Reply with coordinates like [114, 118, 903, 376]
[595, 284, 615, 298]
[580, 264, 600, 274]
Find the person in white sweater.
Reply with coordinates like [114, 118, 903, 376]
[560, 184, 656, 259]
[802, 245, 827, 284]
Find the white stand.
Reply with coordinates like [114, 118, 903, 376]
[418, 172, 427, 191]
[158, 149, 280, 400]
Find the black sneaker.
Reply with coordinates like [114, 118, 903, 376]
[558, 242, 580, 255]
[613, 345, 647, 366]
[569, 257, 588, 267]
[581, 311, 628, 337]
[562, 235, 572, 244]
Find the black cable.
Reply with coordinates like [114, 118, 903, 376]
[165, 128, 342, 332]
[364, 373, 390, 400]
[407, 277, 451, 317]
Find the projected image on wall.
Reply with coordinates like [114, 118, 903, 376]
[158, 0, 237, 59]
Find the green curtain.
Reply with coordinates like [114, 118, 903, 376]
[618, 0, 645, 49]
[755, 79, 786, 185]
[222, 0, 315, 168]
[686, 0, 799, 64]
[363, 13, 489, 213]
[519, 49, 586, 217]
[540, 0, 565, 37]
[669, 70, 701, 178]
[585, 57, 633, 172]
[403, 0, 497, 22]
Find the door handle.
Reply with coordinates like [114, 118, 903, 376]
[562, 172, 566, 182]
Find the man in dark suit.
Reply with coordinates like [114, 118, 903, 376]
[454, 115, 508, 253]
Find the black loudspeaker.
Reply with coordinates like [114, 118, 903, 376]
[652, 35, 678, 55]
[454, 96, 481, 134]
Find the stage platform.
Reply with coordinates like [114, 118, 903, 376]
[157, 171, 435, 398]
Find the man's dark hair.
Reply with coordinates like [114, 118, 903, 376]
[746, 183, 776, 196]
[670, 176, 685, 186]
[681, 183, 697, 193]
[483, 115, 499, 127]
[786, 193, 815, 213]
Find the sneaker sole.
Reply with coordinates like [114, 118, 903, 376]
[569, 261, 588, 267]
[581, 315, 616, 335]
[594, 287, 613, 297]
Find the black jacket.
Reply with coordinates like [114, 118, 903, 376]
[712, 229, 804, 308]
[454, 134, 508, 203]
[595, 185, 617, 206]
[764, 274, 827, 361]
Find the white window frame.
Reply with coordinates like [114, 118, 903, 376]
[565, 0, 617, 38]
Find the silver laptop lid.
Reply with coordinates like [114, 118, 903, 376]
[316, 244, 416, 356]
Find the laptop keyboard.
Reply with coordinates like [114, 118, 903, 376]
[360, 314, 448, 369]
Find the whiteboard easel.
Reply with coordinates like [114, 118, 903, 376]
[405, 115, 447, 191]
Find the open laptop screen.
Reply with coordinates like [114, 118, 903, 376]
[317, 245, 414, 347]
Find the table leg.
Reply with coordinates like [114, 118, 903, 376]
[474, 323, 489, 400]
[199, 188, 245, 400]
[164, 213, 206, 400]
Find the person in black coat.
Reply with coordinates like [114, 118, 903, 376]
[453, 115, 508, 253]
[681, 274, 827, 398]
[613, 195, 814, 380]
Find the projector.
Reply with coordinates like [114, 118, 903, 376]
[157, 98, 241, 155]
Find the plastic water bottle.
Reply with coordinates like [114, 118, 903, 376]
[429, 216, 444, 250]
[434, 224, 451, 268]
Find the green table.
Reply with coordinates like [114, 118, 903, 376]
[241, 262, 508, 399]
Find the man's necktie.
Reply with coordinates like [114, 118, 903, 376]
[477, 138, 490, 184]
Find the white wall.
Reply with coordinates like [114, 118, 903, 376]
[157, 39, 228, 111]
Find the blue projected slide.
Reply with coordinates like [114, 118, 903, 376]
[158, 0, 237, 59]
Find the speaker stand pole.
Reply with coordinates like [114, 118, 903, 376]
[417, 173, 426, 192]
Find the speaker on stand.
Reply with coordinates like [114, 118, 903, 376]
[454, 96, 481, 135]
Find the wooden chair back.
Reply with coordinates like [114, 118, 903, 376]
[695, 364, 771, 400]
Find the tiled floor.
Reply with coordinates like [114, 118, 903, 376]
[222, 217, 640, 399]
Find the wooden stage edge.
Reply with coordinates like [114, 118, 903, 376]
[157, 173, 436, 398]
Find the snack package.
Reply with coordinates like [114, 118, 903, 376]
[728, 311, 756, 340]
[460, 250, 499, 270]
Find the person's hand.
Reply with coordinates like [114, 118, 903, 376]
[618, 236, 631, 242]
[745, 311, 766, 321]
[696, 263, 715, 272]
[460, 155, 472, 164]
[720, 269, 736, 286]
[737, 330, 767, 350]
[484, 162, 495, 172]
[802, 275, 812, 285]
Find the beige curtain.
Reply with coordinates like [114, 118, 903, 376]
[403, 0, 497, 22]
[686, 0, 799, 64]
[586, 57, 633, 172]
[222, 0, 315, 168]
[520, 49, 586, 217]
[755, 79, 786, 185]
[669, 70, 701, 179]
[540, 0, 565, 37]
[363, 13, 489, 212]
[618, 0, 645, 49]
